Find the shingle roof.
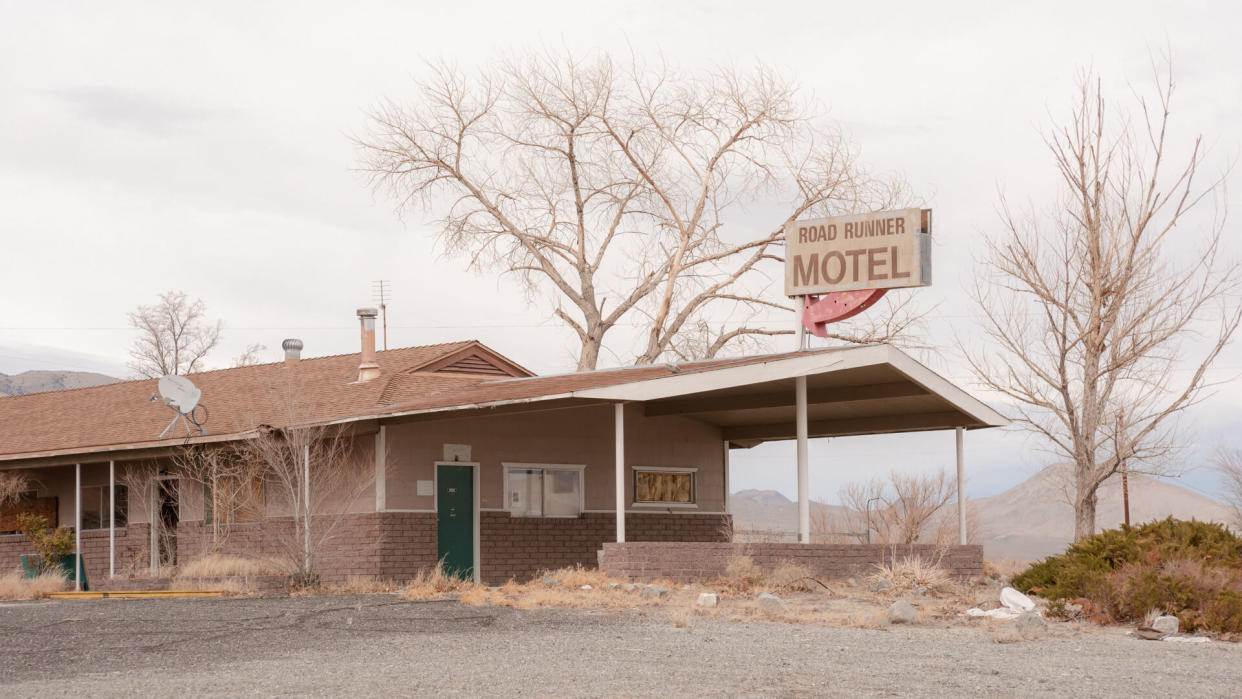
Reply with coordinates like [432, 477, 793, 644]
[0, 341, 482, 461]
[0, 339, 834, 463]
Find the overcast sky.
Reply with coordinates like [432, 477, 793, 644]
[2, 1, 1239, 504]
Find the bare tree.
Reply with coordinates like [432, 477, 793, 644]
[171, 444, 268, 555]
[128, 291, 223, 377]
[232, 343, 268, 368]
[967, 62, 1241, 541]
[243, 424, 373, 585]
[360, 51, 910, 370]
[1213, 446, 1242, 529]
[0, 470, 30, 507]
[837, 469, 957, 545]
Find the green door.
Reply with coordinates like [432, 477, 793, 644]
[437, 465, 474, 580]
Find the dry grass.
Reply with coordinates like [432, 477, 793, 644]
[0, 570, 68, 600]
[983, 559, 1030, 579]
[720, 555, 767, 591]
[868, 556, 952, 594]
[401, 562, 481, 600]
[176, 554, 288, 579]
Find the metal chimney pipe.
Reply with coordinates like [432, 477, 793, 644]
[282, 338, 303, 366]
[356, 308, 380, 382]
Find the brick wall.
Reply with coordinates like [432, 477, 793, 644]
[600, 542, 985, 582]
[0, 524, 150, 584]
[174, 512, 437, 585]
[481, 511, 729, 584]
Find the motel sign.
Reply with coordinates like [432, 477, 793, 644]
[784, 208, 932, 296]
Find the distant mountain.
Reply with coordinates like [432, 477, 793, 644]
[730, 489, 853, 540]
[730, 466, 1234, 559]
[0, 370, 119, 396]
[972, 466, 1234, 561]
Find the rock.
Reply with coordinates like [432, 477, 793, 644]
[1134, 627, 1165, 641]
[640, 585, 669, 599]
[887, 601, 917, 624]
[1014, 612, 1047, 639]
[579, 585, 593, 590]
[846, 577, 858, 587]
[913, 586, 928, 596]
[697, 592, 719, 608]
[607, 583, 621, 590]
[871, 580, 892, 593]
[1152, 615, 1180, 635]
[623, 583, 641, 592]
[756, 592, 788, 614]
[541, 577, 560, 586]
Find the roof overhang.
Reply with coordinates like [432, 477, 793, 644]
[577, 344, 1007, 447]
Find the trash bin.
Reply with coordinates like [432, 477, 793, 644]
[20, 554, 88, 591]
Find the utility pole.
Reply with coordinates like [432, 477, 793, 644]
[371, 280, 391, 351]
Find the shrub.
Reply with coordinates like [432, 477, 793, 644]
[16, 513, 76, 575]
[868, 556, 952, 593]
[1012, 518, 1242, 633]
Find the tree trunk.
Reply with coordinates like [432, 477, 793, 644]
[1074, 490, 1097, 541]
[576, 335, 602, 371]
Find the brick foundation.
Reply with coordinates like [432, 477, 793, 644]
[600, 542, 985, 582]
[0, 524, 151, 584]
[4, 511, 737, 586]
[481, 511, 729, 584]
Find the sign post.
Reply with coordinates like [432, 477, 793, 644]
[783, 208, 932, 544]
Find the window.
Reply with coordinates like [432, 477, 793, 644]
[204, 476, 264, 524]
[634, 468, 695, 505]
[504, 464, 583, 517]
[80, 484, 128, 530]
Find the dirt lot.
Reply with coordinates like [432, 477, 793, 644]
[0, 594, 1239, 697]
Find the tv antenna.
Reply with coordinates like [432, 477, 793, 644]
[371, 280, 391, 350]
[150, 375, 209, 439]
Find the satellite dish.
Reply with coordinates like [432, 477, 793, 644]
[157, 375, 202, 414]
[153, 375, 207, 439]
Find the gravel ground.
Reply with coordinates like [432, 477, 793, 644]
[0, 595, 1239, 697]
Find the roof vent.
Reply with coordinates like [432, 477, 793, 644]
[282, 338, 303, 365]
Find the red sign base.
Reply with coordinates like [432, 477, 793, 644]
[801, 289, 888, 338]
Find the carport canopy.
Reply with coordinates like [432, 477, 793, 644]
[571, 344, 1008, 545]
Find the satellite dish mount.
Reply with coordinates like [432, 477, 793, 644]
[153, 375, 208, 439]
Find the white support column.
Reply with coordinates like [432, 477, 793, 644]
[303, 443, 311, 567]
[722, 440, 731, 517]
[74, 463, 81, 591]
[615, 403, 626, 543]
[108, 460, 115, 580]
[796, 375, 810, 543]
[956, 427, 966, 546]
[795, 295, 806, 351]
[375, 426, 387, 512]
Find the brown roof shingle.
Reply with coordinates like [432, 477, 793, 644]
[0, 340, 834, 463]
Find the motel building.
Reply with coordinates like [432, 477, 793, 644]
[0, 308, 1004, 587]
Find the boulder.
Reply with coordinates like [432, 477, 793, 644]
[640, 585, 669, 600]
[697, 592, 719, 608]
[1014, 612, 1048, 639]
[871, 579, 893, 593]
[1152, 615, 1180, 635]
[756, 592, 788, 614]
[887, 601, 917, 625]
[541, 577, 560, 586]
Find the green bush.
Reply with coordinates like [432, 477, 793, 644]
[17, 513, 76, 575]
[1012, 518, 1242, 633]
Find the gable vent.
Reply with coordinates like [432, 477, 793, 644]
[435, 354, 515, 377]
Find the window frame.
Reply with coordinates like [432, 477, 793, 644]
[79, 483, 129, 531]
[632, 466, 698, 508]
[501, 463, 586, 518]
